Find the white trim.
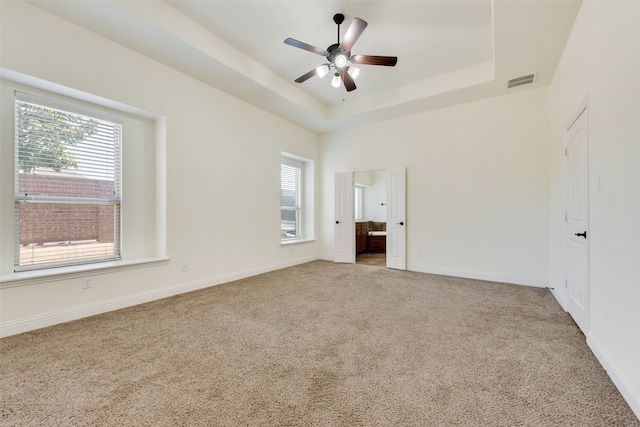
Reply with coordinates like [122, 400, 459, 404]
[566, 96, 589, 131]
[319, 253, 334, 262]
[587, 335, 640, 421]
[550, 287, 568, 311]
[2, 68, 162, 120]
[0, 255, 319, 338]
[0, 257, 170, 288]
[15, 90, 124, 125]
[320, 254, 548, 288]
[407, 264, 548, 287]
[280, 238, 315, 246]
[281, 156, 304, 169]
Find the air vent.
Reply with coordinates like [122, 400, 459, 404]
[507, 73, 536, 89]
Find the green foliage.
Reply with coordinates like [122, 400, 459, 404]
[17, 103, 98, 173]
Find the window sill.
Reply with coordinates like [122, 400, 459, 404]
[280, 238, 315, 246]
[0, 257, 170, 289]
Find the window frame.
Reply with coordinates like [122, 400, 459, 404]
[0, 73, 168, 287]
[280, 152, 314, 244]
[280, 156, 303, 241]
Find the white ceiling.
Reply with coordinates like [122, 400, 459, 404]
[28, 0, 582, 134]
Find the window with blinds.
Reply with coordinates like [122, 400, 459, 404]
[14, 92, 122, 271]
[281, 157, 303, 241]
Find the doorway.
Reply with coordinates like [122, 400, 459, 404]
[334, 167, 406, 269]
[355, 170, 387, 266]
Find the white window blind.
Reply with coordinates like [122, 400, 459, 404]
[14, 92, 122, 271]
[281, 157, 302, 240]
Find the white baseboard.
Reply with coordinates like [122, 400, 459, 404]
[318, 257, 547, 288]
[550, 287, 567, 311]
[587, 335, 640, 421]
[0, 256, 319, 338]
[318, 254, 334, 262]
[407, 264, 548, 288]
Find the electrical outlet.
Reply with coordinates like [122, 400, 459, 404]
[181, 263, 189, 272]
[81, 277, 92, 289]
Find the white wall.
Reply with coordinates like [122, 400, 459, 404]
[320, 87, 551, 287]
[0, 2, 320, 334]
[548, 1, 640, 416]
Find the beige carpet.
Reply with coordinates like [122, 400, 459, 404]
[1, 261, 638, 426]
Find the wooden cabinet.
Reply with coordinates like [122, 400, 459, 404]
[356, 222, 368, 255]
[368, 235, 386, 253]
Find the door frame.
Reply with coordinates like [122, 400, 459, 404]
[335, 167, 406, 270]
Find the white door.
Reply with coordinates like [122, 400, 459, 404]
[386, 167, 406, 270]
[335, 172, 355, 263]
[566, 106, 589, 333]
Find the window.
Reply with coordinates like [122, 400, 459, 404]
[280, 152, 315, 243]
[14, 92, 122, 271]
[280, 157, 302, 240]
[355, 185, 364, 221]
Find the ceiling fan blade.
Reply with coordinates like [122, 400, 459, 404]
[339, 18, 367, 52]
[294, 68, 318, 83]
[284, 38, 328, 57]
[351, 55, 398, 66]
[340, 68, 357, 92]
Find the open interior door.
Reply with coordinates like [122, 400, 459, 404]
[566, 106, 589, 334]
[334, 172, 355, 263]
[386, 167, 406, 270]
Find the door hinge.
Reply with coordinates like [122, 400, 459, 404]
[565, 279, 568, 287]
[564, 147, 568, 156]
[564, 212, 567, 222]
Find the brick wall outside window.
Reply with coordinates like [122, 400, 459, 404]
[18, 173, 115, 246]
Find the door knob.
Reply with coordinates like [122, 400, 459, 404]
[336, 221, 340, 224]
[397, 221, 404, 226]
[574, 231, 587, 238]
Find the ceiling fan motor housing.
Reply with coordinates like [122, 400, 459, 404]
[326, 43, 350, 68]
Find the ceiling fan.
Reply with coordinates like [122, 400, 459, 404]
[284, 13, 398, 92]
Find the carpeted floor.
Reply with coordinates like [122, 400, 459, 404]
[1, 260, 638, 426]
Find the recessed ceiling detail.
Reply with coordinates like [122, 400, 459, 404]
[26, 1, 582, 133]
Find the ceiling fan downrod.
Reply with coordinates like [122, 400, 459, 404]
[333, 13, 345, 43]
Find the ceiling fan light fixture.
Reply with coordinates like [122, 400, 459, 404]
[331, 73, 341, 88]
[316, 65, 329, 78]
[284, 14, 398, 92]
[334, 53, 348, 69]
